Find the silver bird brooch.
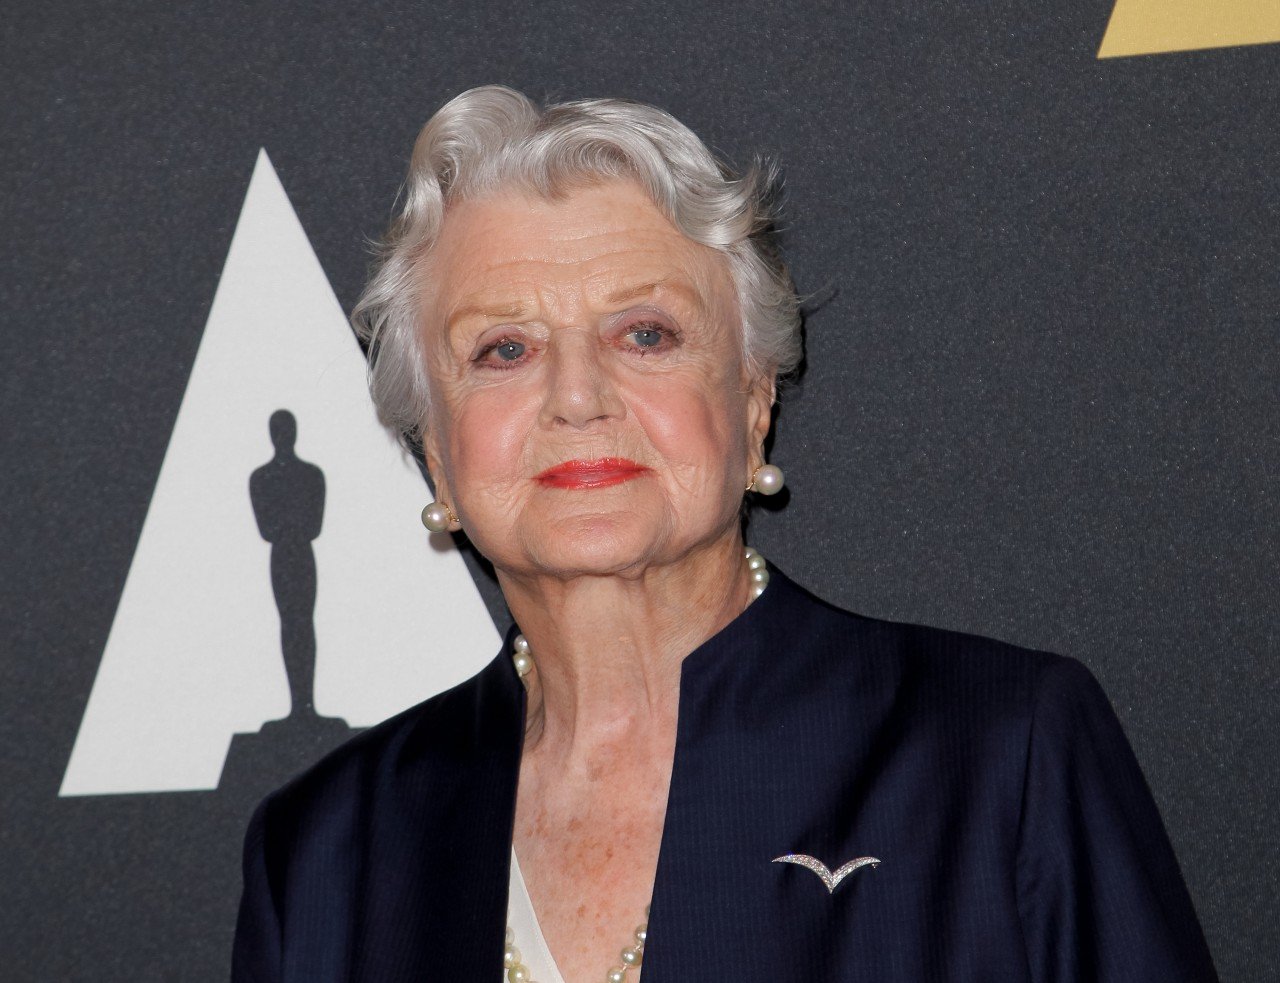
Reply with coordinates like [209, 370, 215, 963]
[772, 853, 882, 894]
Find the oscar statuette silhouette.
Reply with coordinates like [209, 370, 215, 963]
[221, 410, 359, 792]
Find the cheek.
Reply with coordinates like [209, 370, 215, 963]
[631, 376, 747, 487]
[442, 389, 531, 492]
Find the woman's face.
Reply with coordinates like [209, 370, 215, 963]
[420, 178, 773, 580]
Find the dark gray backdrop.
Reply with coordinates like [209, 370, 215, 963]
[2, 1, 1276, 980]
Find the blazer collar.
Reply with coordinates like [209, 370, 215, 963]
[410, 562, 810, 982]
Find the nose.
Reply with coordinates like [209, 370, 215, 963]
[539, 330, 625, 430]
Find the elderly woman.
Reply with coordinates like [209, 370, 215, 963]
[231, 86, 1217, 983]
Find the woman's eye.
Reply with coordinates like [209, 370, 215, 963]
[624, 322, 672, 350]
[476, 338, 526, 366]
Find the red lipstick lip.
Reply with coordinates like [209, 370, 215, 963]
[535, 457, 651, 489]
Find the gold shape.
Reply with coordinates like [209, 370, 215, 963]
[1099, 0, 1280, 58]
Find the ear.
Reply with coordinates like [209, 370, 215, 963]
[744, 372, 776, 471]
[421, 422, 463, 532]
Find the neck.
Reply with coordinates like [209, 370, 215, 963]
[497, 534, 754, 765]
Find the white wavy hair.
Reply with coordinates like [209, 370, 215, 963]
[351, 84, 802, 441]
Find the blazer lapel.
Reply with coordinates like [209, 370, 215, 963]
[355, 645, 524, 982]
[641, 569, 904, 981]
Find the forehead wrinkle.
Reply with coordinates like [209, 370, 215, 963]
[428, 184, 734, 347]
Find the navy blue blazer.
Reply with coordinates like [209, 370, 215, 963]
[232, 566, 1218, 982]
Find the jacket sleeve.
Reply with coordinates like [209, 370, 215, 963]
[231, 793, 283, 983]
[1015, 656, 1218, 983]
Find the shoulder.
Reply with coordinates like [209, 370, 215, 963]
[776, 568, 1092, 715]
[758, 568, 1117, 777]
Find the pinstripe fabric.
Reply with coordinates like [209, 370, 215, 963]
[232, 566, 1217, 982]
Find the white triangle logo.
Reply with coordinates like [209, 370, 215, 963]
[60, 149, 500, 796]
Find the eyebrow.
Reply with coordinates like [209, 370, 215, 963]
[446, 301, 530, 329]
[606, 277, 704, 307]
[606, 280, 668, 305]
[609, 279, 718, 330]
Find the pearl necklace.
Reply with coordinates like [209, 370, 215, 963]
[504, 547, 768, 982]
[504, 907, 649, 983]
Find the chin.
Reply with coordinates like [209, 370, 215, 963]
[523, 511, 665, 577]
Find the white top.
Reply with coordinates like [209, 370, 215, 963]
[506, 846, 569, 983]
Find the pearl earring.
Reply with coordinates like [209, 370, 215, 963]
[748, 463, 785, 496]
[420, 501, 458, 532]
